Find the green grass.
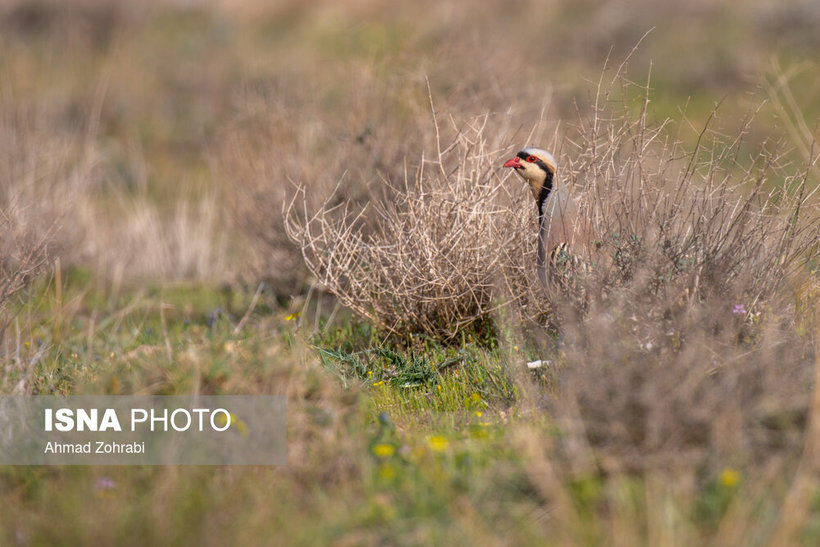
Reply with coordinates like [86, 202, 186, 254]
[0, 274, 549, 544]
[2, 272, 817, 544]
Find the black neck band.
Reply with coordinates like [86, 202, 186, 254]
[536, 169, 554, 219]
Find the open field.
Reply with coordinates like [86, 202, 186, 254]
[2, 0, 820, 544]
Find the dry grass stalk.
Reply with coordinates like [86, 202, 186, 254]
[0, 207, 51, 335]
[770, 324, 820, 544]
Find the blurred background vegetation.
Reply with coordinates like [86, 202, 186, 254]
[1, 0, 819, 544]
[1, 0, 818, 292]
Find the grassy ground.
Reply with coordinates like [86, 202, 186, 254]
[6, 280, 815, 546]
[2, 268, 818, 544]
[2, 0, 820, 544]
[0, 275, 548, 544]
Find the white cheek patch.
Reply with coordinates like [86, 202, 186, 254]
[525, 164, 544, 182]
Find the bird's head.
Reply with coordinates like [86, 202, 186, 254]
[502, 147, 557, 200]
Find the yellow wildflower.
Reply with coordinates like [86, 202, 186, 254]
[372, 443, 395, 458]
[427, 435, 449, 452]
[719, 468, 741, 488]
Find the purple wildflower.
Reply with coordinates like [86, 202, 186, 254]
[95, 477, 116, 491]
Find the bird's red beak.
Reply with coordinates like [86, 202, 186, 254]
[503, 157, 522, 169]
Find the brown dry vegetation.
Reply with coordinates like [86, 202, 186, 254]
[286, 64, 820, 340]
[0, 209, 50, 334]
[284, 61, 820, 515]
[285, 104, 547, 339]
[1, 0, 820, 544]
[4, 0, 819, 290]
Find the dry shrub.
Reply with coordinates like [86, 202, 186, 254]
[564, 71, 819, 320]
[518, 67, 820, 490]
[284, 106, 548, 339]
[216, 2, 575, 297]
[286, 68, 819, 342]
[518, 67, 820, 381]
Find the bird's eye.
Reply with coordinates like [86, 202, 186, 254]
[526, 155, 538, 163]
